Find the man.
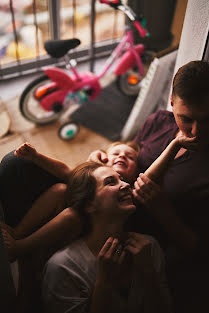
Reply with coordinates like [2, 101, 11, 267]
[90, 60, 209, 313]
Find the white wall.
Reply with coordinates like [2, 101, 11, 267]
[167, 0, 209, 110]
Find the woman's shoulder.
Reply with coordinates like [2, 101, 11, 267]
[46, 239, 95, 271]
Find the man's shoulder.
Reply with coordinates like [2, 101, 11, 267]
[148, 109, 175, 125]
[138, 109, 176, 139]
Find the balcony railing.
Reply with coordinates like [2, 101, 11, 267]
[0, 0, 125, 80]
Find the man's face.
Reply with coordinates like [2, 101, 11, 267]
[171, 95, 209, 148]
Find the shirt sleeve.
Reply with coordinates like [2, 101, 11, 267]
[42, 260, 91, 313]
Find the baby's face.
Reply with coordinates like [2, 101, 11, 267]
[107, 144, 138, 184]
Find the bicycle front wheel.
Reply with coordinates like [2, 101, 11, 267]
[19, 75, 61, 125]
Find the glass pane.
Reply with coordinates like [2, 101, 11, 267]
[60, 0, 91, 48]
[95, 1, 125, 43]
[60, 0, 125, 48]
[0, 0, 49, 66]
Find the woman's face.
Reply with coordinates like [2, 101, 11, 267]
[106, 144, 138, 184]
[92, 166, 136, 218]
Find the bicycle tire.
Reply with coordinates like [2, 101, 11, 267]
[116, 68, 143, 96]
[19, 75, 61, 125]
[58, 121, 80, 141]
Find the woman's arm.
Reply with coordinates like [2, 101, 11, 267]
[125, 233, 173, 313]
[89, 238, 127, 313]
[15, 143, 71, 182]
[133, 134, 199, 254]
[4, 208, 82, 261]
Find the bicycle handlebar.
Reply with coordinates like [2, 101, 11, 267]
[99, 0, 149, 38]
[99, 0, 121, 7]
[133, 20, 148, 38]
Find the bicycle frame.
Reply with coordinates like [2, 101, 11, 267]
[35, 2, 147, 112]
[100, 25, 145, 78]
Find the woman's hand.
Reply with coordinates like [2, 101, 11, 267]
[97, 237, 126, 287]
[14, 142, 37, 161]
[125, 232, 150, 257]
[87, 150, 108, 165]
[1, 227, 18, 263]
[133, 173, 161, 205]
[124, 232, 153, 272]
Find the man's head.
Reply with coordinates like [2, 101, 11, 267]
[171, 60, 209, 147]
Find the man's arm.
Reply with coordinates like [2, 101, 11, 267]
[15, 143, 71, 182]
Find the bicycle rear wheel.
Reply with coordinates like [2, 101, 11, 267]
[117, 68, 144, 96]
[20, 75, 61, 125]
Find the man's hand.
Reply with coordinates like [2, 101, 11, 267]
[176, 131, 198, 150]
[133, 173, 161, 205]
[14, 142, 37, 161]
[87, 149, 108, 165]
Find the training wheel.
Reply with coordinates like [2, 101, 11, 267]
[58, 122, 80, 141]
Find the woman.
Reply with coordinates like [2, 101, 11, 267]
[42, 161, 173, 313]
[2, 134, 196, 260]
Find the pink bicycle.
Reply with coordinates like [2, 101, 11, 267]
[19, 0, 149, 140]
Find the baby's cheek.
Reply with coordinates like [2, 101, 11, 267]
[106, 159, 113, 167]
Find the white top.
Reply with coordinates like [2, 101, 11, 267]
[42, 236, 172, 313]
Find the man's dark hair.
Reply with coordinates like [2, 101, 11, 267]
[172, 60, 209, 106]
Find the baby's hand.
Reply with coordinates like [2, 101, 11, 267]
[14, 142, 37, 161]
[176, 132, 198, 150]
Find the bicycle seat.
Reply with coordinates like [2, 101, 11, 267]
[44, 38, 81, 58]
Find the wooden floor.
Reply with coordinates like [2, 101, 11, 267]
[0, 95, 111, 167]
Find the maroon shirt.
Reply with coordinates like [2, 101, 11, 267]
[133, 110, 209, 251]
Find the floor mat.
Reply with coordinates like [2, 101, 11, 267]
[71, 81, 137, 141]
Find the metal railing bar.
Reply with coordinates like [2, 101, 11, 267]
[72, 0, 77, 37]
[32, 0, 41, 67]
[0, 39, 119, 80]
[48, 0, 60, 40]
[90, 0, 96, 72]
[9, 0, 21, 72]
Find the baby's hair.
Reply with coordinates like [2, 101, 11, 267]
[172, 60, 209, 106]
[106, 141, 140, 155]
